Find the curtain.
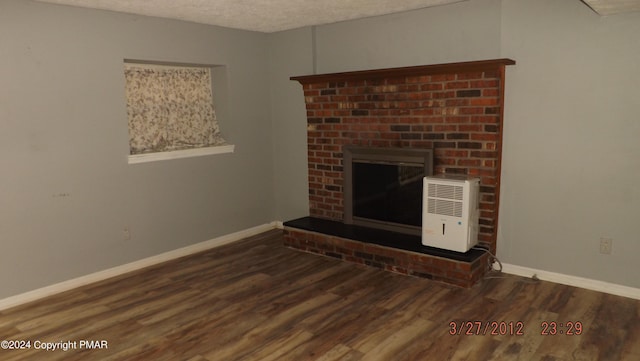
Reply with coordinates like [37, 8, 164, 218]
[124, 63, 226, 154]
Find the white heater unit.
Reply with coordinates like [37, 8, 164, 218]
[422, 175, 480, 253]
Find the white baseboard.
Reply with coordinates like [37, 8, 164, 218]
[501, 263, 640, 300]
[0, 222, 278, 311]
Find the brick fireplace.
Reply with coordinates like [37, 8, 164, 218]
[284, 59, 515, 287]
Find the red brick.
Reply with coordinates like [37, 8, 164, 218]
[483, 89, 499, 97]
[470, 98, 499, 106]
[471, 133, 499, 141]
[458, 124, 483, 132]
[458, 159, 482, 167]
[431, 74, 456, 82]
[406, 75, 431, 83]
[483, 71, 499, 78]
[309, 82, 330, 89]
[398, 84, 421, 92]
[470, 80, 498, 88]
[421, 83, 444, 91]
[470, 116, 499, 123]
[445, 81, 470, 89]
[457, 72, 484, 80]
[459, 107, 485, 115]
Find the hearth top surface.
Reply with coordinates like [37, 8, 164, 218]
[284, 217, 485, 263]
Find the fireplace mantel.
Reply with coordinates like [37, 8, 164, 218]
[291, 58, 515, 84]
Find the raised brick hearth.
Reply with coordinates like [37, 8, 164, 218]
[283, 217, 490, 288]
[285, 59, 514, 287]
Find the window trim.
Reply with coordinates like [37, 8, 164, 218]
[128, 144, 235, 164]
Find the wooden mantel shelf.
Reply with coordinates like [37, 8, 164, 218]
[291, 58, 515, 84]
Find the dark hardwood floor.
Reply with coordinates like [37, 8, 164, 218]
[1, 229, 639, 360]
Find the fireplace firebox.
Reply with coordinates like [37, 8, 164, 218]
[343, 146, 433, 235]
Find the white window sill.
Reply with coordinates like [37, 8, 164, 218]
[128, 144, 235, 164]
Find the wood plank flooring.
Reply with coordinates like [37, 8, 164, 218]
[1, 229, 639, 360]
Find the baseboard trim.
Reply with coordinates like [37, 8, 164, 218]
[501, 263, 640, 300]
[0, 222, 278, 311]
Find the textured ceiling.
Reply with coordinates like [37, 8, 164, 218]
[36, 0, 640, 33]
[582, 0, 640, 15]
[35, 0, 467, 33]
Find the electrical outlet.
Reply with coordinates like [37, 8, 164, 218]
[599, 237, 612, 255]
[123, 226, 131, 241]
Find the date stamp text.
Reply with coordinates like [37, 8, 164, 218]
[449, 321, 525, 335]
[449, 320, 585, 336]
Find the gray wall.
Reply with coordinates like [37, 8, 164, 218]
[499, 0, 640, 287]
[314, 0, 502, 73]
[271, 0, 640, 288]
[268, 28, 313, 222]
[0, 0, 273, 299]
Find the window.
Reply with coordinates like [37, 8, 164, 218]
[124, 61, 233, 163]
